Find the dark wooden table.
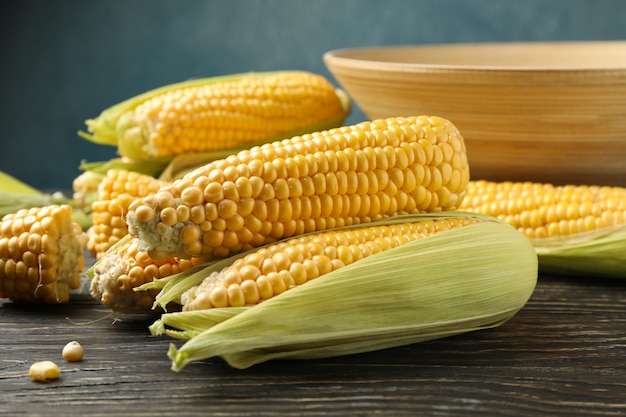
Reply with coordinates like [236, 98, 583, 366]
[1, 259, 625, 416]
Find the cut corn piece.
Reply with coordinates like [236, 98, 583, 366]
[88, 169, 170, 259]
[0, 205, 87, 304]
[127, 115, 470, 260]
[79, 71, 351, 162]
[460, 180, 626, 278]
[149, 212, 538, 370]
[90, 235, 205, 313]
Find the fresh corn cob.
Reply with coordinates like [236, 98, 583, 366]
[88, 169, 171, 259]
[180, 216, 480, 310]
[148, 212, 538, 370]
[0, 205, 88, 304]
[79, 71, 351, 162]
[460, 180, 626, 278]
[89, 236, 205, 314]
[127, 116, 470, 261]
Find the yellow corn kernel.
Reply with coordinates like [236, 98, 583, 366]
[181, 216, 479, 310]
[29, 360, 61, 382]
[127, 116, 470, 260]
[88, 169, 170, 259]
[0, 205, 87, 304]
[90, 236, 205, 313]
[79, 71, 350, 161]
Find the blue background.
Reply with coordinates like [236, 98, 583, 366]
[1, 0, 625, 189]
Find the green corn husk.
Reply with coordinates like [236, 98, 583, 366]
[531, 225, 626, 279]
[0, 171, 91, 228]
[148, 212, 538, 370]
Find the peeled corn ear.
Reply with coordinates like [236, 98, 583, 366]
[150, 212, 537, 370]
[79, 71, 350, 162]
[127, 115, 470, 261]
[460, 180, 626, 279]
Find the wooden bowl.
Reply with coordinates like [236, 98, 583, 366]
[324, 41, 626, 186]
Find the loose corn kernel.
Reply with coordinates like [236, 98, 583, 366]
[29, 360, 60, 382]
[62, 341, 84, 362]
[128, 116, 470, 260]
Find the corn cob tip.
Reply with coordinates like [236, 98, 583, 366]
[89, 235, 204, 313]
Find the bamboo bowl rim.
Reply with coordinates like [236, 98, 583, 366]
[324, 41, 626, 75]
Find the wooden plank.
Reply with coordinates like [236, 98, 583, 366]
[1, 272, 625, 416]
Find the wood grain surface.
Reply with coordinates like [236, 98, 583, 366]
[1, 267, 625, 416]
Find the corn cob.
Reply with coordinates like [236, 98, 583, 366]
[148, 212, 538, 370]
[180, 216, 479, 310]
[89, 236, 205, 314]
[460, 180, 626, 278]
[0, 205, 87, 304]
[79, 71, 351, 162]
[127, 115, 470, 261]
[88, 169, 170, 259]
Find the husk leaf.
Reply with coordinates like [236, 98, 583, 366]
[149, 308, 249, 340]
[0, 171, 91, 228]
[532, 224, 626, 279]
[154, 215, 537, 370]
